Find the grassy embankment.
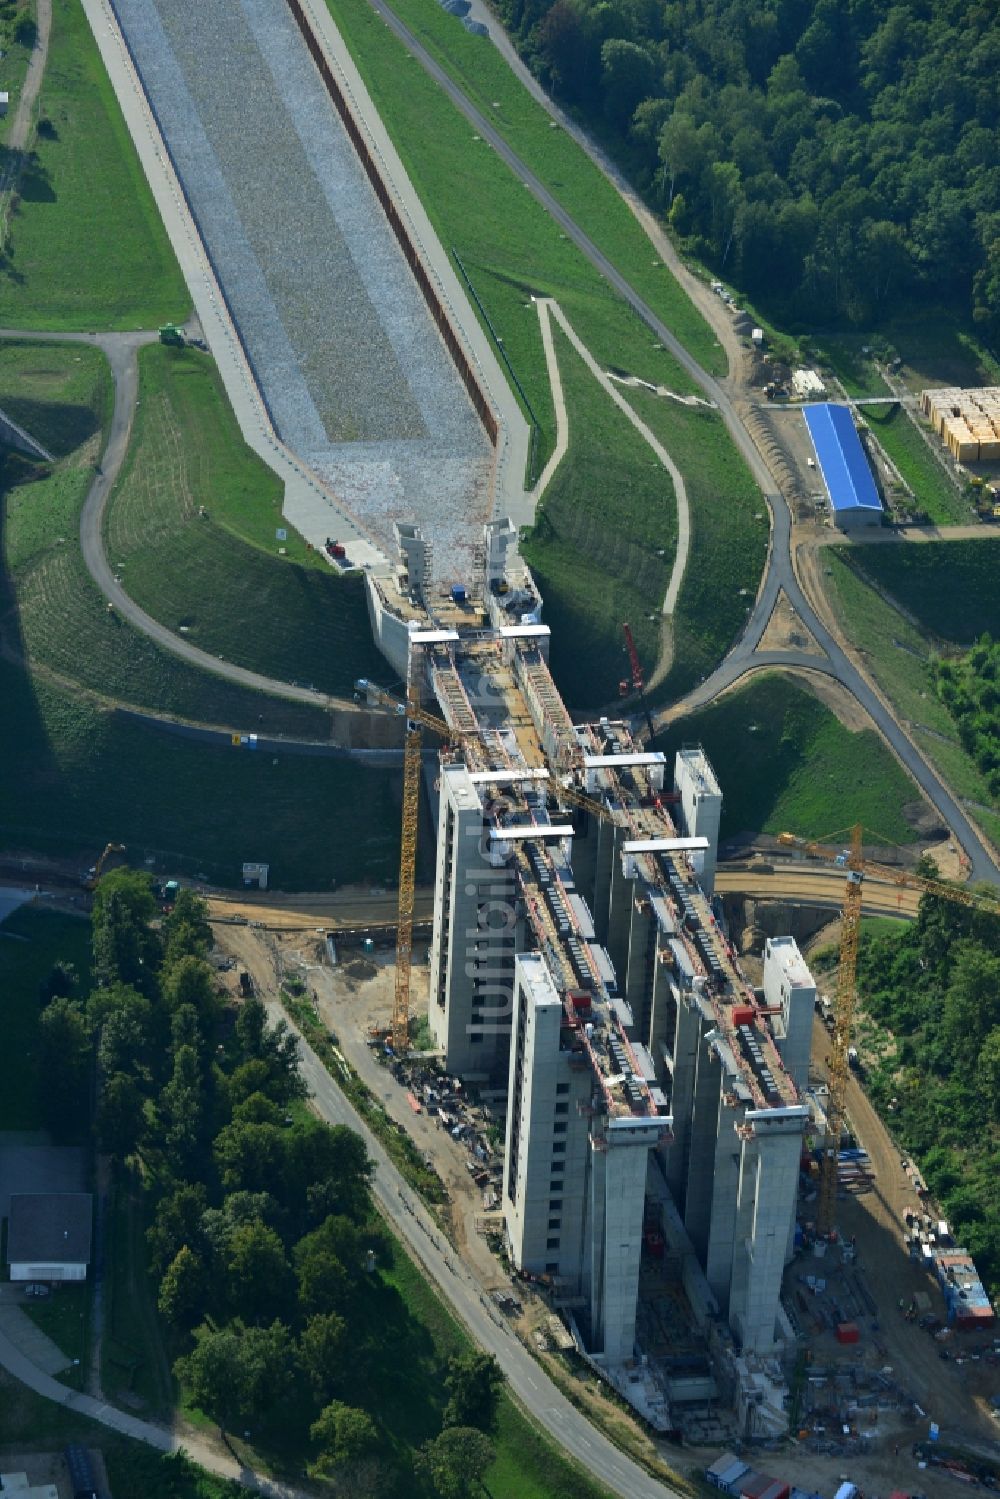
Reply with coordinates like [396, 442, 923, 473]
[0, 0, 188, 328]
[861, 402, 969, 525]
[326, 0, 763, 704]
[667, 673, 923, 845]
[345, 0, 724, 378]
[823, 549, 1000, 850]
[0, 657, 402, 886]
[101, 344, 387, 699]
[0, 340, 342, 734]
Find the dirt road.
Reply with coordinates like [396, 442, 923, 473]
[206, 886, 433, 930]
[810, 1015, 998, 1444]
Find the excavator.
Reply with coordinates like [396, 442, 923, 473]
[81, 843, 126, 891]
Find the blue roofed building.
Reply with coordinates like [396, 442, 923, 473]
[803, 403, 884, 531]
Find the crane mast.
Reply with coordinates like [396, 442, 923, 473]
[391, 661, 425, 1054]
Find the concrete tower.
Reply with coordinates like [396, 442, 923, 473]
[674, 747, 723, 894]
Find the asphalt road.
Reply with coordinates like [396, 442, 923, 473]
[352, 2, 1000, 888]
[0, 327, 360, 716]
[253, 985, 686, 1499]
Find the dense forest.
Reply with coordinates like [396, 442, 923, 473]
[494, 0, 1000, 331]
[38, 873, 510, 1495]
[856, 884, 1000, 1292]
[935, 635, 1000, 802]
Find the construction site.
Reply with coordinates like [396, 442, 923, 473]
[250, 514, 987, 1496]
[79, 0, 1000, 1488]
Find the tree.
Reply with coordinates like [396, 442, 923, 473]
[942, 943, 1000, 1067]
[175, 1320, 296, 1433]
[310, 1401, 379, 1468]
[37, 997, 91, 1134]
[93, 986, 154, 1081]
[97, 1071, 145, 1162]
[214, 1118, 287, 1195]
[416, 1428, 495, 1499]
[294, 1216, 365, 1315]
[234, 999, 305, 1104]
[976, 1028, 1000, 1121]
[200, 1191, 280, 1259]
[286, 1120, 373, 1225]
[91, 872, 159, 992]
[162, 889, 213, 965]
[38, 959, 78, 1006]
[600, 38, 658, 129]
[159, 1245, 209, 1330]
[298, 1311, 349, 1402]
[225, 1222, 295, 1323]
[442, 1352, 503, 1432]
[160, 1045, 205, 1163]
[147, 1182, 207, 1277]
[162, 955, 219, 1029]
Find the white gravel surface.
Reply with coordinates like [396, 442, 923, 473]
[112, 0, 492, 577]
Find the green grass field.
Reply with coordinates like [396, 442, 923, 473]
[102, 1178, 175, 1417]
[0, 341, 342, 737]
[627, 390, 768, 701]
[861, 404, 968, 524]
[340, 0, 723, 378]
[810, 337, 891, 399]
[327, 0, 764, 697]
[844, 538, 1000, 645]
[0, 0, 188, 328]
[667, 673, 923, 845]
[823, 553, 1000, 848]
[0, 905, 92, 1132]
[522, 325, 675, 705]
[22, 1283, 91, 1391]
[101, 345, 386, 698]
[0, 659, 402, 888]
[376, 1229, 615, 1499]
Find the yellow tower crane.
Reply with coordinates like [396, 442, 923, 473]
[356, 674, 626, 1053]
[777, 825, 1000, 1235]
[355, 668, 459, 1053]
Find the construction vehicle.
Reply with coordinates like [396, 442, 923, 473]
[158, 324, 185, 347]
[777, 825, 1000, 1234]
[81, 843, 126, 891]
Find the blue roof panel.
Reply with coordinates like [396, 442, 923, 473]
[803, 403, 882, 514]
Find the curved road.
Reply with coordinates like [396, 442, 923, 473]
[251, 978, 686, 1499]
[0, 327, 361, 716]
[348, 3, 1000, 887]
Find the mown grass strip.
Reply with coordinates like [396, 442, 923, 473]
[0, 0, 189, 328]
[862, 403, 969, 525]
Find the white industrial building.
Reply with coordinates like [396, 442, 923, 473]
[365, 522, 816, 1420]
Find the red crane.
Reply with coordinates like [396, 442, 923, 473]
[622, 622, 656, 743]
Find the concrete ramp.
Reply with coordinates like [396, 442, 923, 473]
[0, 406, 53, 462]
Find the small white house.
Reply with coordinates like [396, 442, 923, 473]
[6, 1193, 93, 1282]
[0, 94, 9, 120]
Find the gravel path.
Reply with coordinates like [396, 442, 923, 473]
[111, 0, 492, 576]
